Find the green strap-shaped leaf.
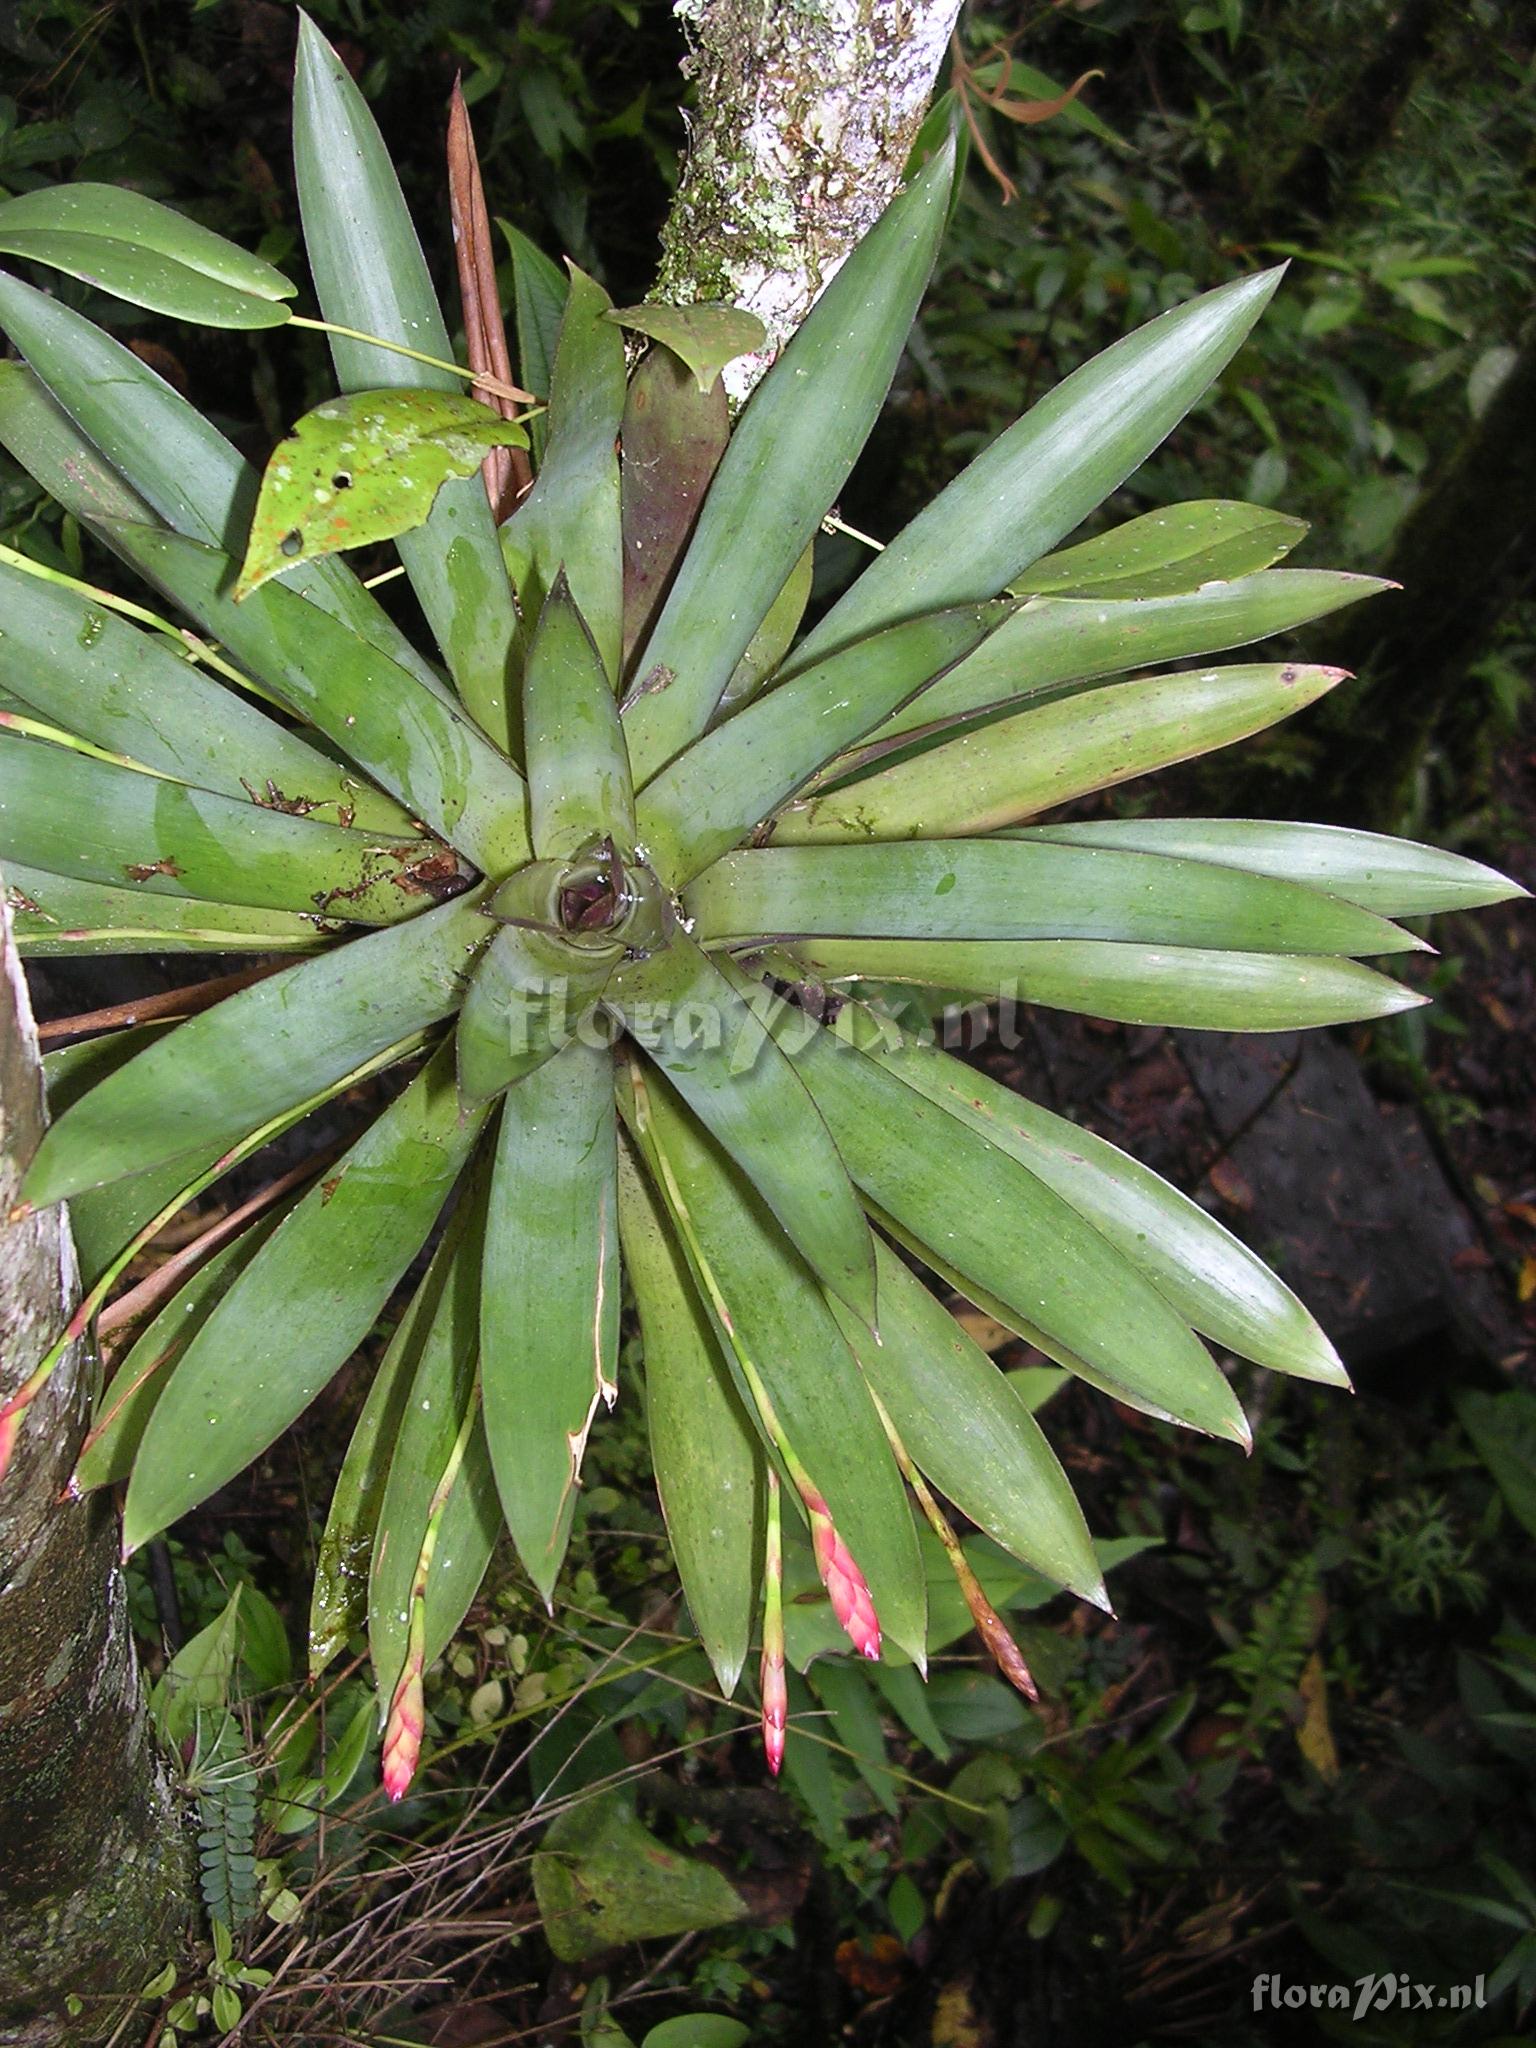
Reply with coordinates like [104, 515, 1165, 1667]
[637, 604, 1010, 887]
[455, 927, 556, 1110]
[687, 840, 1418, 957]
[871, 1036, 1348, 1385]
[760, 998, 1248, 1442]
[23, 890, 489, 1207]
[714, 542, 815, 719]
[122, 1041, 486, 1551]
[499, 220, 568, 455]
[779, 936, 1425, 1031]
[7, 863, 339, 957]
[772, 662, 1349, 843]
[621, 135, 957, 784]
[237, 391, 527, 598]
[831, 1242, 1103, 1602]
[0, 182, 294, 326]
[391, 1407, 499, 1701]
[0, 360, 154, 534]
[103, 527, 531, 877]
[370, 1185, 499, 1701]
[311, 1211, 471, 1675]
[482, 1039, 619, 1606]
[0, 278, 449, 703]
[41, 1024, 159, 1122]
[619, 345, 728, 667]
[875, 1662, 952, 1761]
[792, 267, 1283, 668]
[627, 1067, 926, 1665]
[293, 17, 519, 744]
[33, 1024, 434, 1418]
[846, 570, 1388, 762]
[0, 557, 410, 832]
[501, 266, 626, 685]
[778, 1667, 853, 1817]
[808, 1658, 898, 1814]
[1012, 818, 1527, 917]
[454, 923, 603, 1111]
[455, 862, 624, 1110]
[615, 1136, 761, 1696]
[41, 1024, 181, 1284]
[75, 1207, 291, 1493]
[610, 934, 877, 1324]
[1017, 499, 1306, 599]
[0, 736, 465, 926]
[525, 574, 636, 859]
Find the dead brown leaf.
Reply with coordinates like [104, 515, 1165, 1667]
[447, 79, 531, 521]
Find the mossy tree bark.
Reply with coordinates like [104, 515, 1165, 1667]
[655, 0, 964, 397]
[0, 889, 192, 2047]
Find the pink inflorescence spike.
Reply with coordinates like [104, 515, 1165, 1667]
[0, 1405, 22, 1487]
[803, 1487, 881, 1660]
[380, 1656, 424, 1803]
[760, 1643, 787, 1776]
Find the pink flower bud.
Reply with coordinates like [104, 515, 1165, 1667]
[381, 1657, 424, 1803]
[804, 1489, 881, 1660]
[760, 1644, 787, 1776]
[0, 1405, 21, 1487]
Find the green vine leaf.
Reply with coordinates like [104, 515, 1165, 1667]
[235, 390, 529, 598]
[606, 302, 768, 393]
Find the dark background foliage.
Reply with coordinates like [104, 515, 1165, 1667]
[2, 2, 1534, 2042]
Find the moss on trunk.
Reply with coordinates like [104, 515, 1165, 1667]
[656, 0, 962, 396]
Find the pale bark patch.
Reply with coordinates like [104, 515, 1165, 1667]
[659, 0, 963, 398]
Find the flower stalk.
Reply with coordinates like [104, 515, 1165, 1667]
[382, 1392, 480, 1802]
[872, 1389, 1037, 1701]
[626, 1060, 882, 1662]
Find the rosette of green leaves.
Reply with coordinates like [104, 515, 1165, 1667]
[0, 17, 1521, 1744]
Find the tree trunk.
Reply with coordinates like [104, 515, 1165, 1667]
[655, 0, 964, 397]
[1243, 0, 1458, 240]
[1296, 319, 1536, 827]
[0, 888, 192, 2047]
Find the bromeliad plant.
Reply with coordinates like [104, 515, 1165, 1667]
[0, 21, 1521, 1801]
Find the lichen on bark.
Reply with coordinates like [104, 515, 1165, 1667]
[0, 888, 192, 2047]
[656, 0, 964, 397]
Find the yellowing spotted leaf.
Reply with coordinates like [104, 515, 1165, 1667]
[235, 389, 530, 597]
[1296, 1650, 1339, 1781]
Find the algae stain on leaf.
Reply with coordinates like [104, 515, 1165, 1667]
[236, 389, 529, 598]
